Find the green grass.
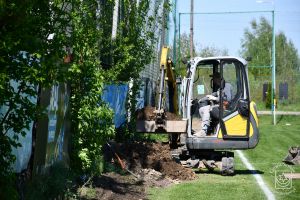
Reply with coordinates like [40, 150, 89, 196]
[144, 133, 169, 142]
[255, 100, 300, 112]
[148, 156, 266, 200]
[148, 115, 300, 200]
[243, 115, 300, 200]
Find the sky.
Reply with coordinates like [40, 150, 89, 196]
[171, 0, 300, 57]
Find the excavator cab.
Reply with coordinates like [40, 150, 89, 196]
[183, 57, 259, 150]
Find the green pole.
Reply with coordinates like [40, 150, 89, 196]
[272, 10, 276, 125]
[173, 0, 177, 67]
[178, 13, 181, 68]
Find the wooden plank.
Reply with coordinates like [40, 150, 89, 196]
[283, 173, 300, 179]
[166, 120, 187, 133]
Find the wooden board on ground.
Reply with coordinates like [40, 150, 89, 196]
[283, 173, 300, 179]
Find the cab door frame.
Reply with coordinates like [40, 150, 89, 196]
[218, 59, 251, 140]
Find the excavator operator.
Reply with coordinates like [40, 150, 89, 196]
[194, 72, 233, 137]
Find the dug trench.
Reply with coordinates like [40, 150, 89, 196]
[91, 142, 196, 200]
[87, 107, 194, 199]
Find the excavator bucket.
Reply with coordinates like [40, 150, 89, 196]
[283, 147, 300, 165]
[136, 106, 187, 133]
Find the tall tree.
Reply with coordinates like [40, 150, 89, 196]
[240, 17, 299, 79]
[177, 33, 228, 62]
[198, 46, 228, 57]
[175, 32, 228, 77]
[276, 32, 299, 79]
[177, 33, 195, 60]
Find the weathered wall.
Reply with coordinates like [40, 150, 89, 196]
[33, 83, 71, 174]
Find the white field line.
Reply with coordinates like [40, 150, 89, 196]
[236, 150, 276, 200]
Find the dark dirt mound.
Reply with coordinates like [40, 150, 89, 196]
[136, 106, 181, 121]
[92, 172, 146, 200]
[105, 142, 196, 181]
[136, 106, 156, 120]
[165, 112, 181, 120]
[91, 170, 177, 200]
[97, 142, 196, 199]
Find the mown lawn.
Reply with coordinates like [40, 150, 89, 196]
[255, 101, 300, 111]
[148, 155, 265, 200]
[148, 115, 300, 200]
[244, 115, 300, 200]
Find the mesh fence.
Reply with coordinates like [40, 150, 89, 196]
[140, 0, 166, 82]
[249, 69, 300, 111]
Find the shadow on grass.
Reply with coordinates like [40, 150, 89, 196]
[235, 169, 264, 175]
[195, 169, 264, 175]
[277, 115, 284, 124]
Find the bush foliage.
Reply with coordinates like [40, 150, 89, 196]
[1, 0, 164, 197]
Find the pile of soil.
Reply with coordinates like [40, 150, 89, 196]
[136, 106, 181, 121]
[96, 142, 196, 199]
[91, 169, 178, 200]
[136, 106, 156, 120]
[105, 142, 196, 181]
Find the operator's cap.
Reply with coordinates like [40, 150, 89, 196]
[209, 72, 221, 78]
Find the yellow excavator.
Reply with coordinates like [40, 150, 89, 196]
[136, 46, 259, 175]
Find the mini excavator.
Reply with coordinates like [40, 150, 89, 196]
[136, 46, 259, 175]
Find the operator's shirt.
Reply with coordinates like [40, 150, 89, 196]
[214, 82, 233, 102]
[223, 83, 233, 101]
